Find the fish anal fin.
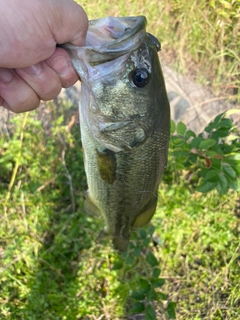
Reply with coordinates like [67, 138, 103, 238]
[132, 197, 158, 228]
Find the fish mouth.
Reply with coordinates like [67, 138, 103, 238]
[62, 16, 147, 66]
[84, 16, 147, 65]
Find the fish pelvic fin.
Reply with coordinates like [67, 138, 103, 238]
[84, 191, 102, 217]
[132, 196, 158, 228]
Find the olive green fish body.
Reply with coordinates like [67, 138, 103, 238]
[63, 16, 170, 252]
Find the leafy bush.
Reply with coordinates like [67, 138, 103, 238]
[167, 110, 240, 195]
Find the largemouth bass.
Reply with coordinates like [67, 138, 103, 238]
[63, 16, 170, 252]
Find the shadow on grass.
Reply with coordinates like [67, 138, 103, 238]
[21, 123, 98, 319]
[24, 207, 94, 320]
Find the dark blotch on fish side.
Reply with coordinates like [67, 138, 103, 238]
[96, 149, 117, 184]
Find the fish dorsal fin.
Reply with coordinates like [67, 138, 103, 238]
[132, 196, 158, 228]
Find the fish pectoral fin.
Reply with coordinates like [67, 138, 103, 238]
[84, 192, 102, 217]
[132, 197, 158, 228]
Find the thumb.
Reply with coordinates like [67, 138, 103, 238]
[48, 0, 88, 46]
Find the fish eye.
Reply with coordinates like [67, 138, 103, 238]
[129, 68, 149, 88]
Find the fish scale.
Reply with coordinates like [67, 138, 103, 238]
[62, 16, 170, 252]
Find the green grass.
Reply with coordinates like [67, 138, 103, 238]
[1, 1, 240, 319]
[157, 185, 240, 319]
[0, 104, 239, 319]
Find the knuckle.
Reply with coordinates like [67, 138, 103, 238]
[39, 79, 62, 101]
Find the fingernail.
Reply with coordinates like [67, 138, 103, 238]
[22, 63, 42, 76]
[0, 69, 13, 83]
[50, 56, 70, 76]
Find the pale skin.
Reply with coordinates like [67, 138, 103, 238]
[0, 0, 88, 113]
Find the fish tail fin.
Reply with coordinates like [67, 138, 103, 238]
[112, 236, 130, 253]
[97, 228, 129, 253]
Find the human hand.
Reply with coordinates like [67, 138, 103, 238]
[0, 0, 88, 113]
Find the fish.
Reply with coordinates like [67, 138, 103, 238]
[62, 16, 170, 252]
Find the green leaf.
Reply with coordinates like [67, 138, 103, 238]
[139, 229, 147, 239]
[205, 150, 220, 158]
[225, 108, 240, 117]
[170, 120, 176, 134]
[157, 291, 168, 300]
[227, 179, 239, 191]
[222, 165, 237, 180]
[176, 122, 186, 135]
[133, 246, 141, 257]
[204, 169, 220, 182]
[172, 150, 189, 158]
[196, 181, 217, 193]
[215, 118, 233, 129]
[172, 136, 184, 146]
[222, 144, 235, 154]
[146, 289, 156, 301]
[208, 158, 222, 170]
[212, 129, 230, 139]
[225, 153, 240, 162]
[145, 304, 156, 320]
[198, 139, 216, 150]
[125, 255, 134, 265]
[185, 129, 196, 140]
[227, 134, 240, 141]
[210, 144, 224, 156]
[190, 137, 202, 148]
[151, 278, 165, 288]
[216, 174, 228, 195]
[143, 237, 151, 247]
[167, 302, 177, 319]
[139, 279, 151, 294]
[146, 251, 159, 267]
[131, 291, 145, 301]
[213, 112, 224, 125]
[152, 267, 161, 279]
[224, 156, 240, 175]
[129, 302, 145, 314]
[204, 123, 215, 133]
[172, 162, 185, 170]
[188, 152, 198, 164]
[111, 261, 123, 270]
[148, 225, 155, 236]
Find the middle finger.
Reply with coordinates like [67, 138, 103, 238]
[16, 61, 62, 101]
